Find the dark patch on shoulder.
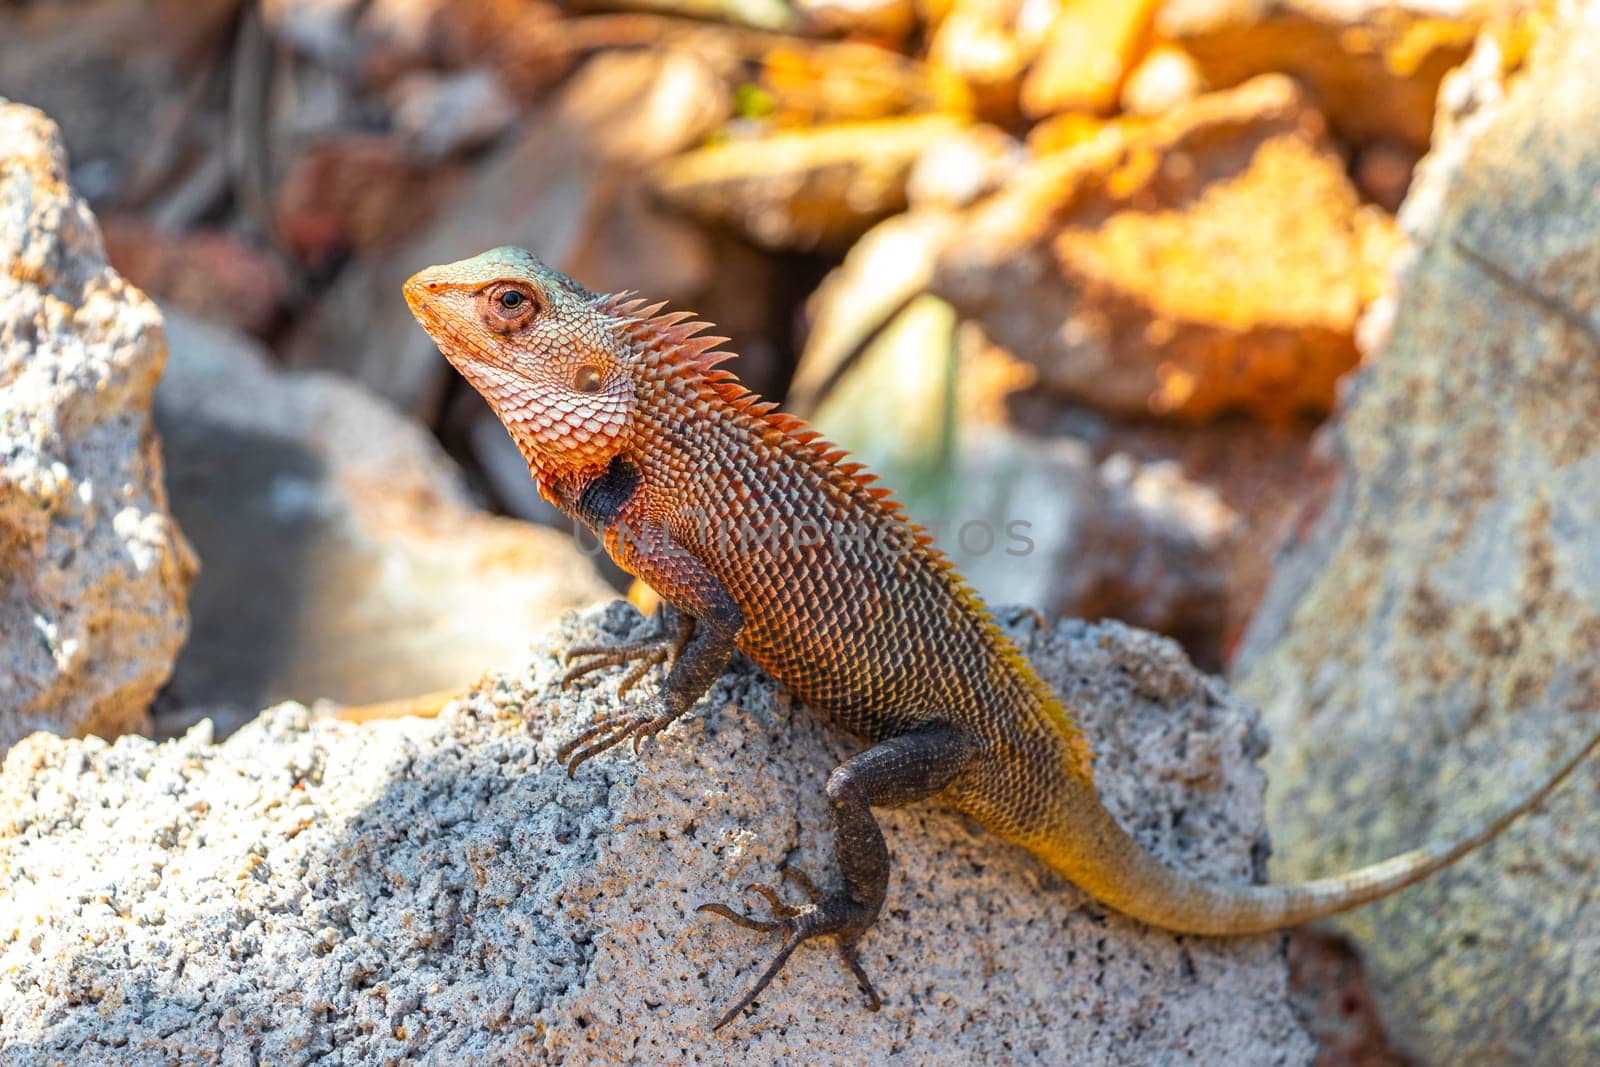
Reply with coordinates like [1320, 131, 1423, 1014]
[573, 454, 640, 531]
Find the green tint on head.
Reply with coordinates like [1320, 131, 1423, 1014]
[403, 246, 598, 310]
[457, 246, 595, 301]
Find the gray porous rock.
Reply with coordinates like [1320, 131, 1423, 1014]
[0, 604, 1313, 1065]
[1235, 6, 1600, 1061]
[0, 100, 196, 756]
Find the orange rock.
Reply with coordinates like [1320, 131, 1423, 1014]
[1020, 0, 1161, 118]
[935, 75, 1399, 422]
[1025, 111, 1116, 157]
[926, 0, 1056, 120]
[651, 115, 966, 252]
[1121, 41, 1205, 115]
[1158, 0, 1488, 148]
[760, 41, 964, 125]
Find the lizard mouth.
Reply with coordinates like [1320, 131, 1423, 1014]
[403, 279, 505, 380]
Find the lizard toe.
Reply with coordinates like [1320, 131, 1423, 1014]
[698, 889, 880, 1028]
[556, 699, 681, 776]
[560, 639, 674, 691]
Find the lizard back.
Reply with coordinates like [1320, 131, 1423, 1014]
[607, 297, 1097, 847]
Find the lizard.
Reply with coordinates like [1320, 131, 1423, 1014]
[402, 245, 1600, 1030]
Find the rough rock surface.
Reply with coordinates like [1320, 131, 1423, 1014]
[1235, 9, 1600, 1062]
[0, 101, 196, 755]
[153, 311, 610, 726]
[1, 604, 1314, 1065]
[934, 76, 1398, 422]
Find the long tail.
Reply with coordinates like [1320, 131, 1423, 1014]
[1044, 725, 1600, 936]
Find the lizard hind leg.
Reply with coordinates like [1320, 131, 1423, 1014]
[698, 865, 880, 1029]
[697, 725, 973, 1029]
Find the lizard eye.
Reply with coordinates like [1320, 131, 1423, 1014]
[485, 284, 539, 326]
[572, 365, 604, 393]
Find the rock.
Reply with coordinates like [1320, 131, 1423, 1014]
[1352, 139, 1421, 214]
[1047, 413, 1332, 668]
[284, 48, 730, 412]
[153, 311, 611, 728]
[100, 217, 289, 337]
[1286, 930, 1408, 1066]
[905, 123, 1025, 211]
[0, 603, 1314, 1063]
[1120, 42, 1205, 116]
[790, 211, 951, 413]
[1233, 10, 1600, 1061]
[1041, 445, 1241, 660]
[314, 0, 574, 100]
[263, 0, 368, 68]
[934, 75, 1399, 421]
[1019, 0, 1160, 118]
[561, 182, 715, 311]
[926, 0, 1051, 119]
[1159, 0, 1485, 149]
[758, 40, 959, 125]
[569, 0, 796, 32]
[559, 50, 731, 166]
[265, 0, 564, 93]
[0, 102, 196, 756]
[1022, 109, 1112, 156]
[651, 115, 966, 253]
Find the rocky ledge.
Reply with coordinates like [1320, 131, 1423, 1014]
[0, 604, 1312, 1065]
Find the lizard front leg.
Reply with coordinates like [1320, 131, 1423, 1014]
[556, 534, 742, 776]
[561, 603, 696, 696]
[699, 724, 974, 1028]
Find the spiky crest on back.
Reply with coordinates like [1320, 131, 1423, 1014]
[596, 292, 1095, 778]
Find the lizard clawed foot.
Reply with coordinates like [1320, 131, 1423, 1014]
[561, 609, 693, 697]
[697, 866, 881, 1029]
[554, 699, 681, 776]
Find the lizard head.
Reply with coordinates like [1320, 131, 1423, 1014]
[404, 246, 637, 487]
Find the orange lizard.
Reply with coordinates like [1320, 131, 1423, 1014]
[396, 246, 1600, 1028]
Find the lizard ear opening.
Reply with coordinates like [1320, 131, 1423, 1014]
[572, 365, 604, 393]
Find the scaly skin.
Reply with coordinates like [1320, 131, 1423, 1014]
[404, 247, 1600, 1028]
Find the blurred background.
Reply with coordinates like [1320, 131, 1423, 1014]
[0, 0, 1492, 721]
